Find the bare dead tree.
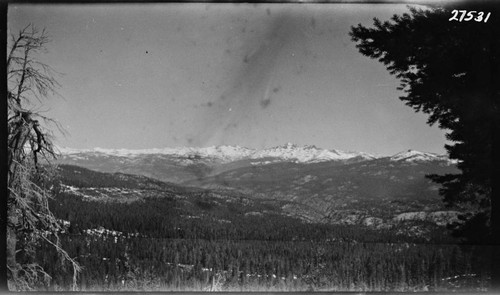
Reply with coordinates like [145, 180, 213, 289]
[7, 24, 81, 291]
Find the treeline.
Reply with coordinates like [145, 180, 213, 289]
[37, 234, 491, 291]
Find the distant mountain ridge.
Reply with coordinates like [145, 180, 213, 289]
[54, 144, 462, 238]
[57, 143, 452, 164]
[390, 149, 457, 163]
[56, 143, 457, 185]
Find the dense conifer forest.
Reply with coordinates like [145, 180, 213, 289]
[38, 234, 491, 291]
[28, 165, 492, 291]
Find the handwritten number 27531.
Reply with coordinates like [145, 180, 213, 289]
[449, 10, 491, 22]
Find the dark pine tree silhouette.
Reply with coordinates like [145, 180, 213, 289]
[349, 1, 500, 288]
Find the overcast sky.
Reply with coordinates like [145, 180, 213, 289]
[8, 3, 449, 155]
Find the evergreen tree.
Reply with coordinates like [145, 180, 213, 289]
[349, 2, 500, 288]
[350, 2, 499, 239]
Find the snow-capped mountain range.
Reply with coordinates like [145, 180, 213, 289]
[390, 149, 455, 163]
[57, 143, 453, 165]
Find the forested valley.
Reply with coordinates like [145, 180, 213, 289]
[8, 3, 499, 291]
[31, 165, 492, 291]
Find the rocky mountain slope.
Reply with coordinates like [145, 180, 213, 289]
[55, 144, 462, 239]
[186, 153, 459, 225]
[53, 164, 459, 242]
[56, 144, 454, 183]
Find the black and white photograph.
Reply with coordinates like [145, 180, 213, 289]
[6, 0, 500, 292]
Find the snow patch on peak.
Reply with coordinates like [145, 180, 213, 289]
[57, 143, 378, 164]
[57, 145, 254, 163]
[390, 149, 448, 162]
[186, 145, 254, 162]
[277, 142, 299, 149]
[252, 144, 376, 163]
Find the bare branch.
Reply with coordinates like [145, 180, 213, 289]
[7, 24, 77, 290]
